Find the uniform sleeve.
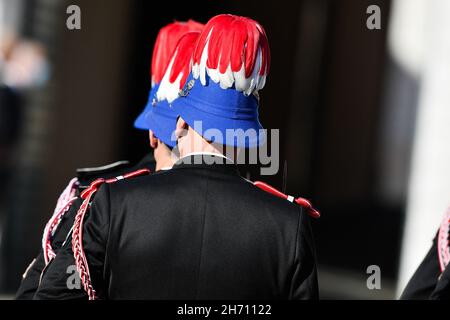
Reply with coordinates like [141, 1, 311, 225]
[34, 184, 111, 300]
[430, 263, 450, 299]
[15, 253, 46, 299]
[400, 234, 440, 300]
[289, 209, 319, 300]
[16, 199, 81, 299]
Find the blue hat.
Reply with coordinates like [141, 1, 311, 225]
[133, 84, 157, 130]
[133, 21, 204, 148]
[170, 14, 270, 148]
[171, 74, 266, 148]
[133, 84, 177, 148]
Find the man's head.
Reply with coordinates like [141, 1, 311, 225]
[174, 117, 223, 157]
[133, 20, 204, 170]
[171, 14, 271, 158]
[148, 130, 173, 170]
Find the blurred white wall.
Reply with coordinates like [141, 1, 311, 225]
[393, 0, 450, 296]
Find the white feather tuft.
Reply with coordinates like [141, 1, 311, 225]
[218, 64, 234, 89]
[207, 65, 220, 83]
[156, 53, 184, 104]
[233, 64, 251, 93]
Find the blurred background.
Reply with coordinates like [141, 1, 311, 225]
[1, 0, 449, 299]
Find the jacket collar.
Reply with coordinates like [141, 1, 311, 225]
[173, 152, 239, 175]
[135, 152, 156, 169]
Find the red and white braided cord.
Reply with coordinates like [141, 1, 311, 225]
[42, 178, 79, 265]
[438, 207, 450, 272]
[73, 184, 99, 300]
[72, 169, 150, 300]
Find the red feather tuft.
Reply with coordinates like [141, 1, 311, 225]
[156, 32, 201, 103]
[151, 20, 204, 85]
[192, 14, 270, 94]
[168, 32, 200, 87]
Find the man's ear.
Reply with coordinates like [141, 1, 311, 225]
[149, 130, 158, 149]
[175, 117, 189, 139]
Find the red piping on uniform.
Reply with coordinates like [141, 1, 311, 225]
[253, 181, 320, 218]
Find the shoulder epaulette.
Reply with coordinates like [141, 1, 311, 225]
[76, 160, 131, 187]
[76, 160, 130, 174]
[72, 168, 151, 300]
[438, 207, 450, 272]
[252, 180, 320, 219]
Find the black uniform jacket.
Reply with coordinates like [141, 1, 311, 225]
[15, 154, 155, 299]
[34, 154, 318, 300]
[401, 233, 450, 300]
[400, 235, 441, 299]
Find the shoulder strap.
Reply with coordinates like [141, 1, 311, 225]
[252, 180, 320, 218]
[438, 207, 450, 272]
[76, 160, 131, 188]
[72, 168, 150, 300]
[76, 160, 130, 174]
[42, 177, 79, 265]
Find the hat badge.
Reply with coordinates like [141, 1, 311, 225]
[178, 79, 195, 97]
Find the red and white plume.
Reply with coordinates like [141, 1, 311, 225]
[156, 32, 201, 103]
[151, 20, 204, 86]
[192, 14, 270, 96]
